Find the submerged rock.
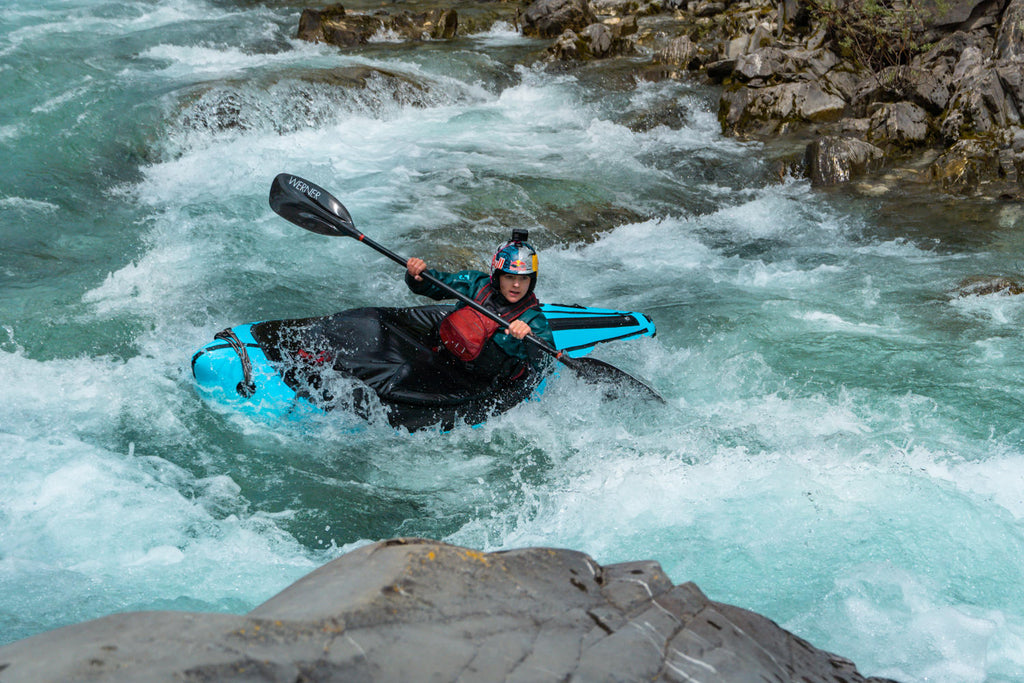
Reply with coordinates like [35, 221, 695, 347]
[0, 538, 894, 682]
[619, 98, 692, 131]
[169, 67, 447, 143]
[956, 275, 1024, 296]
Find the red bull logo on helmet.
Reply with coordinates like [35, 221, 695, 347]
[492, 242, 538, 275]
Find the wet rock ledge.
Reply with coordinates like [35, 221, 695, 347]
[0, 538, 894, 682]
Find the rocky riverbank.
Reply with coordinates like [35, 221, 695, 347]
[296, 0, 1024, 200]
[0, 539, 896, 682]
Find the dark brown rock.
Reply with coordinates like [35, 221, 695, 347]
[675, 0, 1024, 195]
[523, 0, 598, 38]
[297, 4, 379, 47]
[852, 66, 951, 116]
[655, 35, 699, 68]
[867, 101, 931, 150]
[996, 0, 1024, 58]
[296, 4, 347, 44]
[805, 135, 886, 186]
[956, 275, 1024, 296]
[942, 62, 1021, 140]
[582, 22, 614, 57]
[548, 28, 584, 60]
[928, 138, 995, 192]
[918, 0, 996, 30]
[915, 30, 990, 78]
[296, 6, 459, 48]
[721, 80, 847, 136]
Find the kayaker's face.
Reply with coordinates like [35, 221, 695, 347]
[499, 273, 531, 303]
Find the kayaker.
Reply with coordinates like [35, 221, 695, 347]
[405, 233, 554, 382]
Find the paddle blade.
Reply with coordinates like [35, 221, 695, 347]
[568, 356, 665, 404]
[269, 173, 358, 238]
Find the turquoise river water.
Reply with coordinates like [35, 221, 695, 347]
[2, 1, 1024, 679]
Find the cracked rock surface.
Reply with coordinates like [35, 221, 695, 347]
[0, 539, 894, 682]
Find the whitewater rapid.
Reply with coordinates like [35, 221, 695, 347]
[2, 1, 1024, 680]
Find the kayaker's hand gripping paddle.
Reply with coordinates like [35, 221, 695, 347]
[268, 172, 664, 403]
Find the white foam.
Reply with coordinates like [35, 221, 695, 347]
[0, 124, 21, 142]
[797, 310, 884, 334]
[950, 287, 1024, 326]
[2, 0, 233, 49]
[559, 217, 715, 274]
[907, 448, 1024, 520]
[0, 196, 59, 213]
[140, 43, 281, 80]
[787, 562, 1024, 682]
[368, 26, 405, 43]
[0, 432, 317, 622]
[468, 21, 526, 45]
[30, 80, 92, 114]
[735, 260, 844, 289]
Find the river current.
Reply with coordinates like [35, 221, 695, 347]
[3, 0, 1024, 679]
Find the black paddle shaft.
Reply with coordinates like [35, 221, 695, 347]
[268, 173, 664, 402]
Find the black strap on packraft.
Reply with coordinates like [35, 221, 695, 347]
[214, 328, 257, 397]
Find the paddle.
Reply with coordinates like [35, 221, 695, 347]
[268, 172, 665, 403]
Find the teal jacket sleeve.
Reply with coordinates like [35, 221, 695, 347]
[405, 269, 486, 300]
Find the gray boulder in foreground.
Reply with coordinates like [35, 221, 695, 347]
[0, 538, 894, 682]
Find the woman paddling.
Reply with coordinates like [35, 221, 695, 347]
[405, 232, 554, 385]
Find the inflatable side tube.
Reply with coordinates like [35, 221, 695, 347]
[541, 303, 656, 358]
[190, 323, 319, 419]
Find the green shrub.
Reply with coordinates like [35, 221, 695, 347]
[806, 0, 928, 73]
